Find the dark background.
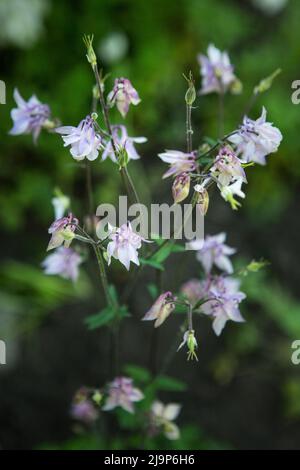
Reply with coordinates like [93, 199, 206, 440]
[0, 0, 300, 450]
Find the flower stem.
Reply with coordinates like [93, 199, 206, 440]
[186, 103, 193, 153]
[92, 65, 140, 206]
[92, 243, 112, 306]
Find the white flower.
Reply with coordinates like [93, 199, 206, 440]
[106, 222, 148, 271]
[51, 190, 70, 220]
[220, 178, 245, 210]
[151, 401, 181, 440]
[55, 115, 103, 161]
[102, 125, 146, 163]
[228, 107, 282, 165]
[158, 150, 197, 178]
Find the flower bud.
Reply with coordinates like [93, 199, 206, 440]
[184, 72, 196, 106]
[187, 330, 198, 361]
[230, 78, 243, 95]
[92, 390, 102, 406]
[172, 173, 190, 203]
[194, 185, 209, 215]
[83, 34, 97, 67]
[116, 145, 129, 169]
[254, 68, 281, 95]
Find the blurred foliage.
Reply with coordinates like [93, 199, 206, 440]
[1, 0, 300, 451]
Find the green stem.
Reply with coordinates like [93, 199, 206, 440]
[92, 243, 112, 306]
[186, 103, 193, 153]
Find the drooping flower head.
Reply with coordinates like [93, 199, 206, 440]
[107, 78, 141, 118]
[198, 44, 241, 95]
[106, 222, 148, 271]
[102, 377, 144, 414]
[220, 178, 245, 210]
[55, 115, 103, 161]
[190, 233, 236, 274]
[172, 172, 191, 203]
[9, 88, 51, 142]
[47, 212, 78, 251]
[210, 146, 246, 187]
[70, 387, 99, 424]
[42, 247, 82, 282]
[158, 150, 197, 179]
[142, 291, 176, 328]
[228, 107, 282, 165]
[102, 125, 147, 163]
[150, 401, 181, 440]
[201, 276, 246, 336]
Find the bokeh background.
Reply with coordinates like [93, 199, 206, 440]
[1, 0, 300, 450]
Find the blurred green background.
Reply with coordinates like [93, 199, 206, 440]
[1, 0, 300, 450]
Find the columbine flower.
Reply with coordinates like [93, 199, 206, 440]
[102, 377, 144, 414]
[55, 115, 103, 161]
[47, 213, 78, 251]
[102, 125, 147, 163]
[172, 173, 191, 203]
[180, 279, 205, 305]
[150, 401, 181, 440]
[220, 178, 245, 210]
[51, 189, 70, 220]
[194, 182, 210, 216]
[201, 276, 246, 336]
[142, 291, 176, 328]
[177, 330, 198, 361]
[107, 78, 141, 118]
[106, 222, 148, 270]
[71, 387, 99, 424]
[190, 233, 236, 274]
[210, 146, 246, 187]
[158, 150, 197, 178]
[198, 44, 241, 95]
[9, 88, 51, 142]
[42, 247, 82, 282]
[228, 107, 282, 165]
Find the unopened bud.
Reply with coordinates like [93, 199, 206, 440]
[92, 390, 102, 406]
[187, 330, 198, 361]
[184, 71, 196, 106]
[194, 185, 209, 215]
[172, 173, 190, 203]
[116, 145, 129, 169]
[254, 68, 281, 95]
[83, 34, 97, 67]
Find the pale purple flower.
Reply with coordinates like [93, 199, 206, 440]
[228, 107, 282, 165]
[71, 387, 99, 424]
[55, 115, 103, 161]
[158, 150, 197, 178]
[150, 401, 181, 440]
[180, 279, 205, 305]
[142, 291, 176, 328]
[42, 247, 82, 282]
[102, 125, 147, 163]
[210, 146, 246, 187]
[102, 377, 144, 414]
[47, 213, 78, 251]
[191, 233, 236, 274]
[107, 222, 148, 270]
[201, 276, 246, 336]
[172, 173, 190, 203]
[107, 78, 141, 118]
[9, 88, 50, 142]
[198, 44, 239, 95]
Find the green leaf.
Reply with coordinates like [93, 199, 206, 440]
[140, 258, 165, 271]
[123, 364, 151, 383]
[84, 306, 115, 329]
[153, 375, 187, 391]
